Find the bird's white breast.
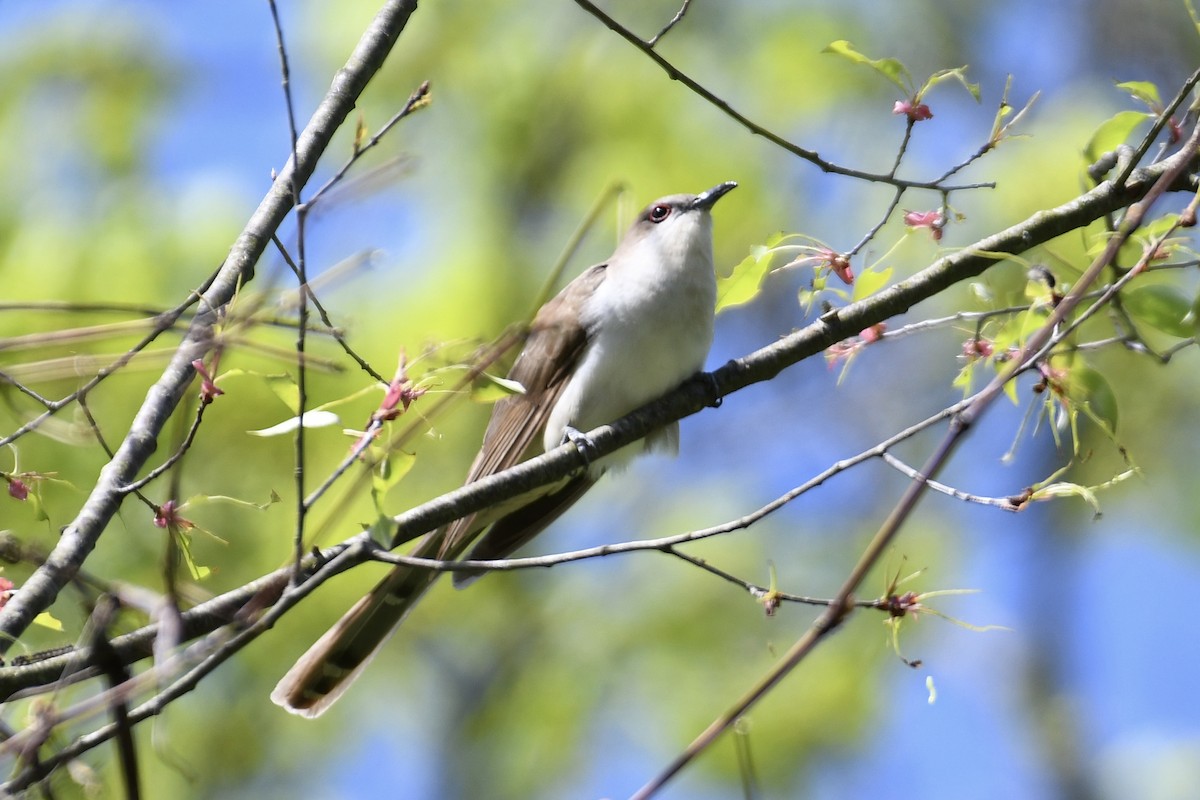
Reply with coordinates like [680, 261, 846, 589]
[542, 211, 717, 467]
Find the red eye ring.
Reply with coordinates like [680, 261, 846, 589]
[648, 204, 671, 223]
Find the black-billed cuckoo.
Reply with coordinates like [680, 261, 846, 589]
[272, 181, 737, 717]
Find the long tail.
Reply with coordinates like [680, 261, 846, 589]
[270, 537, 445, 718]
[271, 479, 587, 716]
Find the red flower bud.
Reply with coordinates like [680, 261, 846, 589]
[893, 100, 933, 121]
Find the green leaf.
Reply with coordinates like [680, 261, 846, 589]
[969, 281, 993, 304]
[1029, 481, 1102, 516]
[1137, 212, 1182, 242]
[364, 513, 395, 548]
[1084, 110, 1149, 163]
[919, 67, 981, 102]
[852, 266, 893, 302]
[1002, 372, 1020, 405]
[1188, 0, 1200, 37]
[762, 230, 789, 249]
[247, 410, 341, 437]
[822, 40, 911, 93]
[471, 373, 526, 404]
[370, 451, 416, 515]
[952, 362, 975, 394]
[264, 373, 301, 414]
[218, 369, 300, 413]
[183, 491, 282, 512]
[1114, 79, 1162, 109]
[995, 306, 1050, 350]
[717, 245, 775, 311]
[174, 529, 211, 581]
[33, 611, 64, 632]
[28, 488, 49, 524]
[1070, 365, 1118, 435]
[1123, 284, 1193, 338]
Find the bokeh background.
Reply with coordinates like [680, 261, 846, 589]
[1, 1, 1198, 798]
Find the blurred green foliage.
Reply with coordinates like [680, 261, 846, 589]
[1, 1, 1198, 798]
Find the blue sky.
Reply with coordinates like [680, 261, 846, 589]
[4, 1, 1199, 798]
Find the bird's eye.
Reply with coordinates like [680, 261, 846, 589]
[648, 204, 672, 223]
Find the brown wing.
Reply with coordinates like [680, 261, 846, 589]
[451, 474, 597, 587]
[439, 263, 607, 559]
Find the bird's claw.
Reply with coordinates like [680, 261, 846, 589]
[703, 371, 723, 408]
[561, 426, 598, 468]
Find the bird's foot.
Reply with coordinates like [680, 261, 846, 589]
[703, 371, 724, 408]
[561, 425, 599, 468]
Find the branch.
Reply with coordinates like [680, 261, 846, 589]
[631, 117, 1200, 799]
[0, 0, 422, 651]
[572, 0, 992, 192]
[647, 0, 693, 47]
[0, 124, 1187, 713]
[382, 154, 1188, 550]
[1, 143, 1184, 704]
[0, 392, 967, 700]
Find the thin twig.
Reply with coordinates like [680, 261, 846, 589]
[0, 292, 206, 450]
[267, 0, 312, 588]
[0, 130, 1182, 668]
[271, 235, 387, 383]
[306, 80, 431, 210]
[631, 114, 1200, 800]
[647, 0, 693, 47]
[879, 453, 1020, 510]
[572, 0, 994, 193]
[0, 0, 423, 651]
[1115, 67, 1200, 188]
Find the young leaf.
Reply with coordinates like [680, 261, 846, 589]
[1133, 215, 1181, 245]
[471, 373, 526, 404]
[1114, 79, 1162, 109]
[183, 492, 282, 512]
[1003, 373, 1020, 405]
[919, 67, 981, 103]
[717, 246, 775, 311]
[1084, 110, 1149, 163]
[247, 410, 342, 437]
[218, 369, 301, 413]
[822, 40, 912, 93]
[174, 529, 211, 581]
[1122, 284, 1192, 338]
[1070, 365, 1118, 435]
[852, 266, 894, 302]
[370, 451, 416, 515]
[33, 611, 64, 632]
[1029, 481, 1102, 516]
[372, 451, 416, 498]
[264, 373, 302, 415]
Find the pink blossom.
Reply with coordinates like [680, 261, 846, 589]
[7, 478, 28, 501]
[893, 100, 933, 122]
[191, 358, 225, 405]
[903, 209, 945, 241]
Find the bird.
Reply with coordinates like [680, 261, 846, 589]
[272, 181, 737, 717]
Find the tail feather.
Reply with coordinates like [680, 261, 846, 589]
[270, 549, 442, 718]
[271, 482, 581, 716]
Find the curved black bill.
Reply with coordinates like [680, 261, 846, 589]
[691, 181, 738, 210]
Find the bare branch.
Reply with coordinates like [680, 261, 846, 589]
[647, 0, 693, 47]
[0, 127, 1188, 714]
[0, 0, 423, 651]
[880, 452, 1021, 510]
[631, 116, 1200, 800]
[384, 151, 1192, 552]
[572, 0, 994, 192]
